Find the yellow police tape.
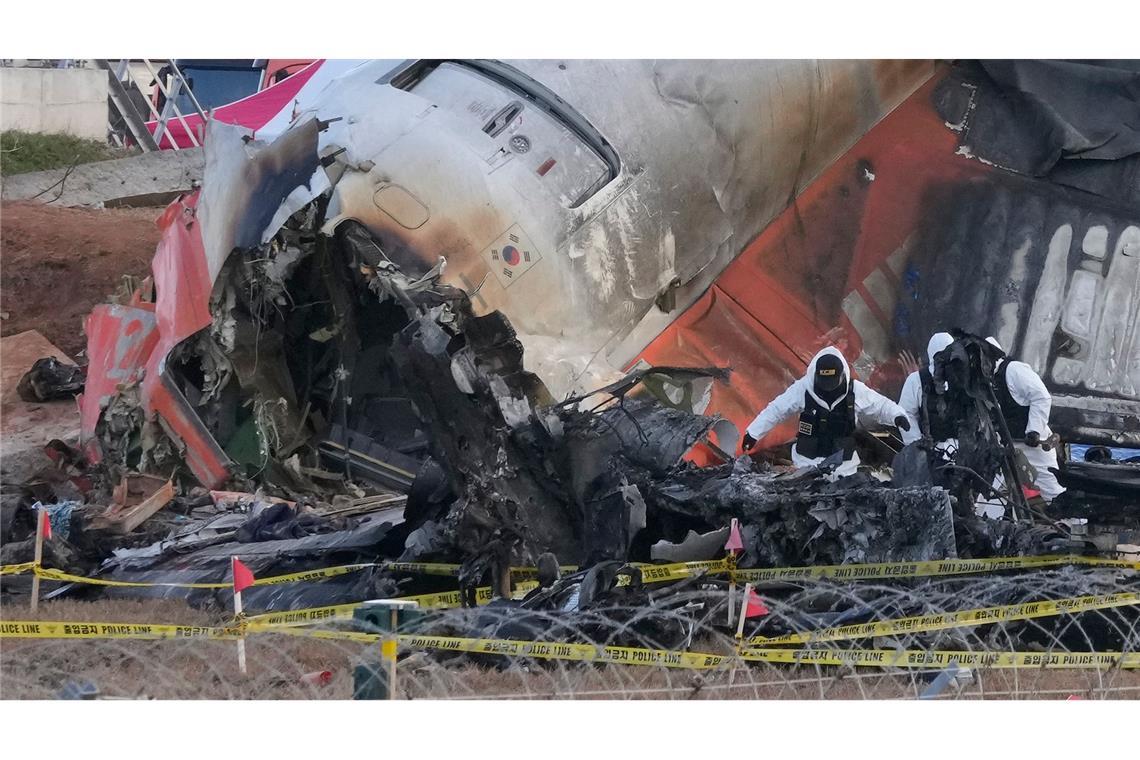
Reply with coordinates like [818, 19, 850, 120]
[376, 560, 717, 587]
[0, 558, 710, 590]
[738, 648, 1140, 669]
[732, 554, 1139, 583]
[13, 561, 462, 589]
[747, 592, 1140, 646]
[242, 581, 545, 628]
[387, 562, 583, 579]
[267, 629, 1140, 670]
[6, 619, 1133, 670]
[0, 620, 243, 639]
[29, 567, 233, 589]
[238, 563, 729, 626]
[243, 603, 360, 628]
[24, 560, 574, 584]
[243, 587, 1140, 643]
[3, 553, 1135, 592]
[16, 564, 376, 589]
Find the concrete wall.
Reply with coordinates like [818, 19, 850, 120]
[0, 67, 107, 140]
[1, 147, 204, 208]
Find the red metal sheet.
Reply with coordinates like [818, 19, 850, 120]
[145, 193, 213, 363]
[78, 304, 159, 452]
[142, 192, 231, 486]
[78, 191, 232, 486]
[635, 69, 988, 454]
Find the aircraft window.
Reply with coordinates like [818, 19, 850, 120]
[389, 60, 617, 208]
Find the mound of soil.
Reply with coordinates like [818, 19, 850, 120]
[1, 201, 161, 357]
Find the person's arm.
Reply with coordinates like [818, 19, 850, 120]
[896, 373, 922, 444]
[745, 380, 806, 442]
[1006, 361, 1052, 437]
[854, 380, 909, 429]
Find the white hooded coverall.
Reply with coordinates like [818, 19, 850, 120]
[988, 339, 1065, 502]
[897, 332, 957, 454]
[745, 347, 907, 476]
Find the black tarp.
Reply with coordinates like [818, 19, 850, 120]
[936, 60, 1140, 206]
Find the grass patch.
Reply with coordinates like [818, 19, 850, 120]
[0, 130, 132, 176]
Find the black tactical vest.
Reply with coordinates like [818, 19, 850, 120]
[919, 368, 958, 441]
[993, 360, 1030, 435]
[796, 382, 857, 460]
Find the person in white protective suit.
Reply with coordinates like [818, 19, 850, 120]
[984, 337, 1065, 502]
[897, 332, 958, 455]
[741, 346, 911, 477]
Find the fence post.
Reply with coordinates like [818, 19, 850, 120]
[383, 606, 399, 700]
[233, 585, 247, 676]
[726, 551, 738, 627]
[353, 599, 419, 700]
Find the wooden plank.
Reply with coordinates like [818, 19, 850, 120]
[91, 478, 174, 534]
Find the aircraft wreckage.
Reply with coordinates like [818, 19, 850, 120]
[2, 60, 1138, 629]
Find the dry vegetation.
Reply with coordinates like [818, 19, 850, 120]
[2, 597, 1137, 700]
[1, 598, 366, 699]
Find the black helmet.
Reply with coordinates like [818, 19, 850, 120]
[814, 353, 845, 394]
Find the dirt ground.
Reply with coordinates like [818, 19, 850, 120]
[0, 201, 161, 358]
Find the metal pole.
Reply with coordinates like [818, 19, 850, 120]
[981, 389, 1027, 522]
[126, 63, 166, 121]
[726, 551, 737, 628]
[382, 608, 398, 700]
[95, 60, 159, 152]
[167, 59, 207, 121]
[139, 59, 202, 149]
[729, 581, 751, 688]
[152, 78, 181, 147]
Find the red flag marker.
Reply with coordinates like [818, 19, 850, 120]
[41, 509, 53, 542]
[744, 587, 770, 618]
[724, 518, 743, 554]
[232, 557, 255, 593]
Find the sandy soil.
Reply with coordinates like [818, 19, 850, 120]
[0, 201, 161, 358]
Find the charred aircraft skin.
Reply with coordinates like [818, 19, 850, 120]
[638, 60, 1140, 453]
[306, 59, 936, 398]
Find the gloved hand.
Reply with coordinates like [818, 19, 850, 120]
[894, 415, 911, 432]
[1025, 430, 1041, 447]
[742, 433, 757, 452]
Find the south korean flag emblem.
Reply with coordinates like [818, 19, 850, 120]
[483, 224, 542, 288]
